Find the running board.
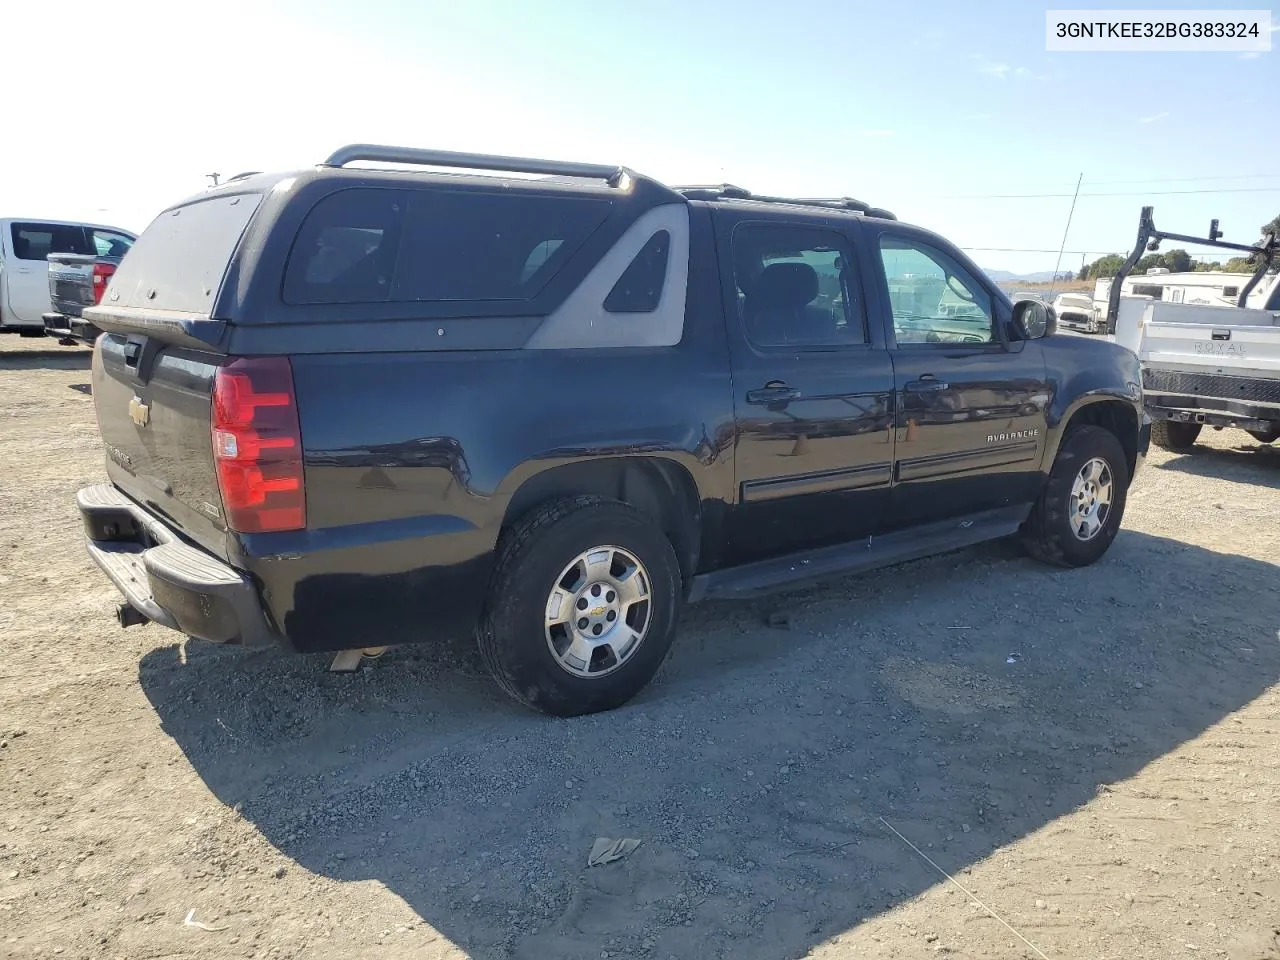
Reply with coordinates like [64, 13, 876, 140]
[686, 506, 1030, 602]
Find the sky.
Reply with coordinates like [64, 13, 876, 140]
[3, 0, 1278, 276]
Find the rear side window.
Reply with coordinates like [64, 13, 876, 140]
[10, 223, 93, 261]
[604, 230, 670, 313]
[106, 194, 262, 314]
[731, 223, 865, 348]
[92, 230, 135, 259]
[283, 189, 404, 305]
[283, 187, 612, 305]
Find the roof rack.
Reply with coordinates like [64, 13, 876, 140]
[675, 184, 896, 220]
[322, 143, 633, 188]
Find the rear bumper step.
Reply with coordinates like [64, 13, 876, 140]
[77, 484, 277, 647]
[43, 313, 102, 343]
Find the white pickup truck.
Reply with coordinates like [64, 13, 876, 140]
[0, 218, 136, 334]
[1115, 272, 1280, 451]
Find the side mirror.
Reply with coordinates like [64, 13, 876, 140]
[1013, 298, 1056, 339]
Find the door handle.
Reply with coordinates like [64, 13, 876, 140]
[904, 376, 949, 393]
[747, 382, 801, 404]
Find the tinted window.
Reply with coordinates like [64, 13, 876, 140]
[106, 193, 262, 314]
[604, 230, 670, 313]
[521, 239, 565, 284]
[731, 224, 864, 348]
[283, 187, 612, 306]
[878, 237, 995, 345]
[284, 189, 404, 305]
[92, 230, 134, 259]
[10, 223, 93, 261]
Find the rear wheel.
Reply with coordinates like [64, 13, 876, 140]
[1023, 425, 1129, 568]
[1246, 425, 1280, 444]
[1150, 420, 1201, 452]
[476, 496, 682, 716]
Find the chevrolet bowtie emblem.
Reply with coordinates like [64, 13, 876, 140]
[129, 395, 150, 427]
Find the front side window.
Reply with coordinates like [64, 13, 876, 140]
[731, 223, 865, 348]
[878, 237, 995, 345]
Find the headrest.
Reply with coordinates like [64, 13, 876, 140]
[751, 262, 818, 311]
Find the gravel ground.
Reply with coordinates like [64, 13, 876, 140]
[1, 354, 1278, 960]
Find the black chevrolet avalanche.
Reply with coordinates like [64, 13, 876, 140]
[77, 144, 1149, 715]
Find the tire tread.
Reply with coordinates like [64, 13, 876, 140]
[1023, 425, 1129, 568]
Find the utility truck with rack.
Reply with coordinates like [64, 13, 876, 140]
[1103, 207, 1280, 453]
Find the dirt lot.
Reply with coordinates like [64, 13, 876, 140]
[1, 346, 1278, 960]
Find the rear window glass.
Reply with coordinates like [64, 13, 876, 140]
[283, 187, 611, 305]
[10, 223, 93, 261]
[106, 194, 261, 314]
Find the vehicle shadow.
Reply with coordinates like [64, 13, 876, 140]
[1156, 439, 1280, 489]
[138, 529, 1280, 960]
[0, 352, 92, 371]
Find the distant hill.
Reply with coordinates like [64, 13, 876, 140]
[983, 268, 1062, 283]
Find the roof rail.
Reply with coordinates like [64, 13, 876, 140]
[675, 183, 752, 200]
[675, 185, 896, 220]
[322, 143, 632, 188]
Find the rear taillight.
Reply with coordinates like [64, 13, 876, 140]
[91, 262, 116, 305]
[212, 357, 306, 533]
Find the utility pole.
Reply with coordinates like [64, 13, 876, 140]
[206, 172, 221, 188]
[1049, 172, 1084, 297]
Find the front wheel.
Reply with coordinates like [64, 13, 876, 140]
[1023, 425, 1130, 568]
[476, 496, 682, 717]
[1150, 419, 1201, 452]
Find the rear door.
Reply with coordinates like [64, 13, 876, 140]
[715, 210, 896, 566]
[870, 228, 1049, 528]
[4, 222, 93, 324]
[89, 194, 261, 556]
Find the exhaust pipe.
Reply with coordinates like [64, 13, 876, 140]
[116, 604, 150, 628]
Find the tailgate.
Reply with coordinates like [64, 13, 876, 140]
[1142, 318, 1280, 375]
[93, 336, 229, 556]
[87, 191, 263, 557]
[47, 253, 98, 316]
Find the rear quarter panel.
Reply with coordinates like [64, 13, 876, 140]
[241, 342, 735, 653]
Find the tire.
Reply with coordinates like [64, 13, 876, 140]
[1150, 419, 1201, 452]
[1246, 426, 1280, 444]
[1023, 425, 1129, 568]
[476, 496, 682, 717]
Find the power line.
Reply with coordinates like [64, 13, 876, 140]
[1049, 172, 1084, 297]
[935, 173, 1280, 195]
[962, 246, 1250, 258]
[1083, 172, 1280, 186]
[939, 186, 1280, 199]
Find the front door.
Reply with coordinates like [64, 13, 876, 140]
[716, 213, 896, 566]
[870, 230, 1049, 528]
